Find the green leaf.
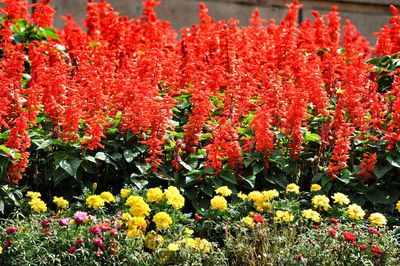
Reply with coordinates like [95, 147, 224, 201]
[135, 162, 151, 174]
[43, 27, 60, 40]
[269, 151, 294, 174]
[219, 169, 237, 185]
[59, 158, 81, 177]
[123, 149, 139, 163]
[243, 175, 256, 189]
[386, 156, 400, 168]
[304, 131, 321, 144]
[0, 145, 10, 155]
[252, 164, 264, 175]
[374, 164, 393, 179]
[0, 200, 4, 214]
[95, 152, 107, 161]
[365, 188, 389, 204]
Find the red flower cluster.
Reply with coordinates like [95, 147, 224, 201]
[0, 0, 399, 184]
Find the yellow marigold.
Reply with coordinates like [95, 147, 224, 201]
[346, 204, 365, 220]
[0, 246, 2, 254]
[311, 195, 330, 211]
[215, 186, 232, 197]
[26, 191, 41, 199]
[210, 196, 228, 211]
[310, 184, 321, 192]
[286, 183, 300, 194]
[100, 191, 115, 203]
[127, 216, 147, 230]
[53, 196, 69, 209]
[145, 233, 164, 250]
[248, 191, 264, 202]
[126, 196, 151, 217]
[274, 210, 294, 223]
[121, 212, 132, 221]
[153, 212, 173, 230]
[146, 187, 164, 203]
[28, 198, 47, 213]
[396, 201, 400, 213]
[302, 209, 321, 223]
[237, 192, 248, 201]
[254, 201, 272, 213]
[120, 188, 131, 199]
[86, 195, 105, 209]
[127, 228, 143, 238]
[168, 243, 180, 252]
[332, 192, 350, 206]
[241, 216, 254, 229]
[164, 186, 180, 198]
[262, 189, 279, 201]
[166, 193, 185, 210]
[368, 213, 387, 228]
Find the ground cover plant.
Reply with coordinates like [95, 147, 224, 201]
[1, 0, 400, 264]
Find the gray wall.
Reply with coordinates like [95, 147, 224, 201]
[23, 0, 400, 43]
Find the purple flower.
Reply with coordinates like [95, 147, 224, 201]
[74, 211, 88, 224]
[59, 218, 71, 227]
[5, 226, 17, 235]
[116, 211, 122, 217]
[89, 215, 97, 223]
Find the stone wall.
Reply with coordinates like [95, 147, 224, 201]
[21, 0, 400, 43]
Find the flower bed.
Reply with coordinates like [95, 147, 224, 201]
[0, 186, 399, 265]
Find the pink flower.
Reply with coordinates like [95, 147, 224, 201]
[59, 218, 71, 226]
[93, 237, 105, 249]
[75, 237, 84, 246]
[194, 214, 203, 222]
[74, 211, 88, 224]
[68, 245, 77, 254]
[329, 217, 339, 224]
[5, 226, 17, 235]
[89, 226, 103, 237]
[4, 239, 13, 248]
[41, 218, 51, 228]
[360, 244, 367, 251]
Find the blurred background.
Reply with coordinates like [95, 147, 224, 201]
[26, 0, 400, 43]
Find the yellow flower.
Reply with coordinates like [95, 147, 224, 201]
[310, 184, 321, 192]
[126, 196, 151, 217]
[52, 196, 69, 209]
[145, 233, 164, 249]
[254, 201, 272, 213]
[126, 228, 144, 238]
[274, 210, 294, 223]
[120, 188, 131, 199]
[164, 186, 180, 198]
[183, 228, 194, 235]
[121, 212, 132, 221]
[262, 189, 279, 201]
[346, 204, 365, 220]
[396, 201, 400, 213]
[153, 212, 173, 230]
[127, 216, 147, 230]
[302, 209, 320, 223]
[184, 237, 197, 248]
[248, 191, 263, 202]
[210, 196, 228, 211]
[147, 187, 164, 203]
[166, 193, 185, 210]
[86, 195, 105, 209]
[167, 243, 180, 252]
[100, 191, 115, 203]
[28, 198, 47, 213]
[241, 216, 254, 229]
[332, 192, 350, 206]
[0, 246, 2, 254]
[198, 238, 212, 253]
[26, 191, 41, 199]
[237, 192, 247, 201]
[311, 195, 330, 211]
[368, 213, 387, 227]
[215, 186, 232, 197]
[286, 183, 300, 194]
